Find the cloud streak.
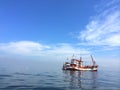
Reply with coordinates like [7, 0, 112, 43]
[78, 0, 120, 47]
[0, 41, 90, 56]
[0, 41, 50, 55]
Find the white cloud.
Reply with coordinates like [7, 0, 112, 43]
[78, 0, 120, 47]
[46, 43, 90, 55]
[0, 41, 50, 55]
[0, 41, 90, 57]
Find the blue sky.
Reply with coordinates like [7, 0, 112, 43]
[0, 0, 120, 63]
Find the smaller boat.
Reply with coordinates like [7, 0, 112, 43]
[62, 55, 98, 71]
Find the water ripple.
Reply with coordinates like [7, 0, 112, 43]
[32, 87, 65, 90]
[4, 85, 34, 89]
[14, 72, 32, 76]
[0, 74, 12, 77]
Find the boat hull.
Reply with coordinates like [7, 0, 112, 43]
[63, 66, 98, 71]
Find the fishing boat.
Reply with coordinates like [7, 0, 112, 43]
[62, 55, 98, 71]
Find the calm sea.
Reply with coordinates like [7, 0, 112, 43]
[0, 59, 120, 90]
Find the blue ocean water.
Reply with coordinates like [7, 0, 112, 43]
[0, 59, 120, 90]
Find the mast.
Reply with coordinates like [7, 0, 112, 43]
[79, 57, 83, 67]
[91, 55, 96, 66]
[67, 57, 69, 60]
[80, 57, 82, 61]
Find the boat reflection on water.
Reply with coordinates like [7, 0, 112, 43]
[63, 70, 98, 90]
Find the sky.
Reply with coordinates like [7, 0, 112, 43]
[0, 0, 120, 64]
